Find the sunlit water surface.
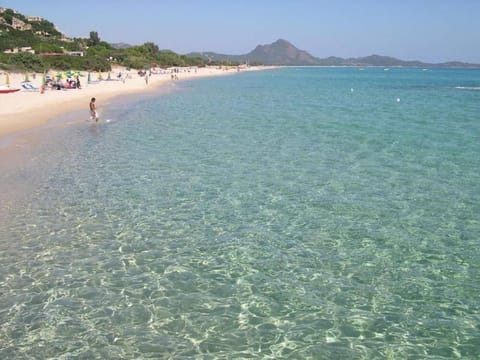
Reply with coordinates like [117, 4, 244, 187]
[1, 68, 480, 359]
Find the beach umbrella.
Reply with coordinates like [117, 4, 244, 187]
[40, 71, 46, 94]
[67, 70, 77, 79]
[24, 72, 30, 82]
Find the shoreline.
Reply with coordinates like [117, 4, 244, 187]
[0, 66, 271, 205]
[0, 66, 275, 139]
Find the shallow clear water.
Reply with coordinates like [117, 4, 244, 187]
[1, 68, 480, 359]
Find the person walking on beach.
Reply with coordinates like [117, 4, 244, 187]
[89, 97, 98, 122]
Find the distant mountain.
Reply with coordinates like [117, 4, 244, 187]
[341, 54, 425, 67]
[329, 54, 480, 68]
[110, 42, 133, 49]
[188, 39, 318, 65]
[247, 39, 319, 65]
[187, 39, 480, 68]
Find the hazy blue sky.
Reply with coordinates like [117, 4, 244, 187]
[3, 0, 480, 62]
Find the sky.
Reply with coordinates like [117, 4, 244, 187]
[2, 0, 480, 63]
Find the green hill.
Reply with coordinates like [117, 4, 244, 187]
[0, 8, 228, 72]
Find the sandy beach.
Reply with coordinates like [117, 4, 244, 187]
[0, 66, 269, 138]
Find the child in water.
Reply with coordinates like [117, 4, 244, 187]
[89, 97, 98, 121]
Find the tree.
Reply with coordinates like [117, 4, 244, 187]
[32, 42, 63, 53]
[2, 9, 17, 25]
[31, 20, 62, 37]
[88, 31, 100, 46]
[0, 52, 46, 72]
[86, 44, 111, 58]
[143, 42, 159, 56]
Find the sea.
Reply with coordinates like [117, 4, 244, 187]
[1, 67, 479, 359]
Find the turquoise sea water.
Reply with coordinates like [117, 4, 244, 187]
[1, 68, 480, 359]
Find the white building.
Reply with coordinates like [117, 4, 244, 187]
[27, 15, 43, 22]
[3, 47, 35, 54]
[12, 17, 32, 31]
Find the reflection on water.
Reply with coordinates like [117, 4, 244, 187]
[1, 68, 480, 358]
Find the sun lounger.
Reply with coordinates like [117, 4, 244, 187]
[21, 82, 39, 92]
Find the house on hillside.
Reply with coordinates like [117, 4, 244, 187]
[65, 51, 84, 57]
[35, 30, 51, 36]
[39, 52, 64, 57]
[12, 17, 32, 31]
[3, 46, 35, 54]
[27, 15, 43, 22]
[0, 8, 18, 14]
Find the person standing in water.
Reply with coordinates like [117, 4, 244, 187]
[89, 97, 98, 121]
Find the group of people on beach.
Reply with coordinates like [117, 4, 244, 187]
[46, 76, 81, 90]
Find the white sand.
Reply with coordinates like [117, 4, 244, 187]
[0, 65, 270, 137]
